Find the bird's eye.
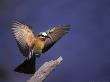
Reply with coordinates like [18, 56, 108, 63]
[38, 32, 47, 37]
[41, 34, 45, 36]
[40, 35, 45, 39]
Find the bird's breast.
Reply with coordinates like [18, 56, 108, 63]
[33, 39, 45, 54]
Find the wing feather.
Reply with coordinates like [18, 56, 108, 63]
[11, 21, 36, 57]
[42, 25, 71, 53]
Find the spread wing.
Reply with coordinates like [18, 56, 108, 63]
[11, 21, 36, 57]
[42, 25, 71, 53]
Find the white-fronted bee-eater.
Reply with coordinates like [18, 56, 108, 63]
[11, 21, 70, 74]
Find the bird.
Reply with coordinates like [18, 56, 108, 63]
[11, 21, 70, 74]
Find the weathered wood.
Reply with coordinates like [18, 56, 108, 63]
[27, 56, 63, 82]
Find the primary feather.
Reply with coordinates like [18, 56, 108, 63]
[42, 25, 71, 53]
[11, 21, 36, 57]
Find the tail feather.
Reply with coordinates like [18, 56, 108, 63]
[14, 56, 36, 74]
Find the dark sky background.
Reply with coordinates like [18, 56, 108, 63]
[0, 0, 110, 82]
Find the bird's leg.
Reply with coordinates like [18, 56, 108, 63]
[27, 49, 34, 60]
[35, 54, 41, 58]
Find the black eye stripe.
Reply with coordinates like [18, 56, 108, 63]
[40, 35, 46, 37]
[42, 34, 47, 36]
[38, 34, 47, 37]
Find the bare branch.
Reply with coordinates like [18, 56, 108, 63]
[27, 56, 63, 82]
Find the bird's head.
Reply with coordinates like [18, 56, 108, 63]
[38, 32, 50, 41]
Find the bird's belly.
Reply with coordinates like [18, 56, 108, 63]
[33, 41, 44, 54]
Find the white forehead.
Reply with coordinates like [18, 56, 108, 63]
[41, 32, 47, 36]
